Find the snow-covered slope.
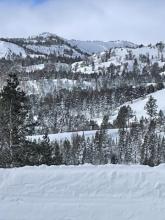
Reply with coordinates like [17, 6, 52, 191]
[24, 64, 45, 73]
[1, 164, 165, 220]
[25, 33, 84, 57]
[0, 40, 27, 59]
[0, 33, 86, 60]
[72, 46, 165, 74]
[21, 78, 95, 96]
[24, 62, 70, 73]
[68, 39, 137, 54]
[112, 88, 165, 121]
[26, 44, 82, 57]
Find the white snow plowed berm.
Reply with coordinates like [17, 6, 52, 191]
[0, 165, 165, 220]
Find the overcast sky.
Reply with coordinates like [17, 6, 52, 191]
[0, 0, 164, 44]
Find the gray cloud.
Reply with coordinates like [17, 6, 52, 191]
[0, 0, 164, 44]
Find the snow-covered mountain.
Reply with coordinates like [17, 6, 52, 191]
[0, 32, 86, 59]
[68, 39, 137, 54]
[24, 33, 85, 58]
[0, 33, 137, 60]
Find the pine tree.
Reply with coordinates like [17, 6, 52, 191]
[114, 106, 128, 128]
[118, 128, 127, 163]
[93, 131, 103, 164]
[160, 137, 165, 163]
[124, 133, 132, 164]
[140, 120, 157, 166]
[101, 115, 110, 130]
[39, 132, 52, 165]
[156, 41, 165, 58]
[156, 135, 162, 165]
[99, 129, 111, 164]
[71, 134, 83, 165]
[82, 137, 93, 164]
[145, 96, 158, 120]
[0, 74, 32, 166]
[63, 139, 72, 165]
[114, 105, 133, 129]
[129, 121, 142, 163]
[157, 110, 165, 132]
[53, 141, 63, 165]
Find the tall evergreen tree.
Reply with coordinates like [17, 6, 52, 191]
[39, 132, 52, 165]
[53, 141, 63, 165]
[145, 96, 158, 120]
[140, 120, 157, 166]
[0, 74, 32, 166]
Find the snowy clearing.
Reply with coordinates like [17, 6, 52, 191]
[24, 64, 45, 73]
[0, 164, 165, 220]
[21, 78, 95, 96]
[28, 128, 119, 143]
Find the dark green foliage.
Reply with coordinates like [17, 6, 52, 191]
[145, 96, 158, 119]
[114, 105, 134, 128]
[53, 141, 63, 165]
[0, 74, 34, 166]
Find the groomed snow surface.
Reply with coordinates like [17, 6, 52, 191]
[1, 164, 165, 220]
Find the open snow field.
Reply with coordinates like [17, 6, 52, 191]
[0, 164, 165, 220]
[28, 128, 119, 143]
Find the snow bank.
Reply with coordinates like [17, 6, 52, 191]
[0, 164, 165, 220]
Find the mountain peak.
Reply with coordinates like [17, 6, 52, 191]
[38, 32, 58, 38]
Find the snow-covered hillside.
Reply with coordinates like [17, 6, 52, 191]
[23, 33, 85, 58]
[0, 40, 27, 59]
[21, 78, 95, 96]
[23, 62, 70, 73]
[1, 164, 165, 220]
[112, 88, 165, 121]
[68, 39, 137, 54]
[0, 33, 86, 60]
[72, 46, 165, 75]
[26, 44, 83, 58]
[24, 64, 45, 73]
